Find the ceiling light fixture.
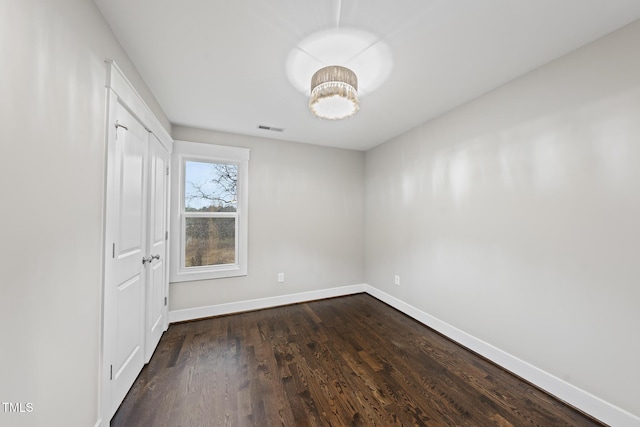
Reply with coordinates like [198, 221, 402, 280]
[309, 65, 359, 120]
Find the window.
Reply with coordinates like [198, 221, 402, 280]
[170, 141, 249, 282]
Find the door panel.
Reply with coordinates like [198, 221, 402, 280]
[147, 259, 165, 355]
[113, 275, 143, 385]
[105, 102, 148, 417]
[145, 134, 169, 361]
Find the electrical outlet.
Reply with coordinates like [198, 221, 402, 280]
[394, 275, 400, 286]
[277, 273, 285, 283]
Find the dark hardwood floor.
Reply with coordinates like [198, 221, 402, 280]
[111, 293, 603, 426]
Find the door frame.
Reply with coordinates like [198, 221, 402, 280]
[100, 60, 173, 425]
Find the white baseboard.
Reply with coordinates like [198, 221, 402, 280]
[168, 284, 367, 323]
[93, 418, 103, 427]
[364, 284, 640, 427]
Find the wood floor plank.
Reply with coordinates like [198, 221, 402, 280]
[111, 294, 604, 427]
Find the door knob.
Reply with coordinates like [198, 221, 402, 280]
[142, 256, 152, 265]
[151, 254, 160, 261]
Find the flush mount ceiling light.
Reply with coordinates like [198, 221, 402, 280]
[309, 65, 359, 120]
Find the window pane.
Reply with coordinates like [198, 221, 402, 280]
[184, 161, 237, 212]
[185, 218, 236, 267]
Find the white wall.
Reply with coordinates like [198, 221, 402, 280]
[170, 126, 365, 311]
[0, 0, 169, 426]
[365, 20, 640, 419]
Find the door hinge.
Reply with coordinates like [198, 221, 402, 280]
[164, 297, 168, 306]
[110, 365, 113, 380]
[166, 166, 169, 176]
[112, 243, 115, 259]
[165, 231, 168, 241]
[114, 121, 128, 140]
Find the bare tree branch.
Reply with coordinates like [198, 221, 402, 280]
[186, 163, 238, 211]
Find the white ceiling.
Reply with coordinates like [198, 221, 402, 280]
[95, 0, 640, 151]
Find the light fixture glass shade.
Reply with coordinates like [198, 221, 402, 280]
[309, 66, 359, 120]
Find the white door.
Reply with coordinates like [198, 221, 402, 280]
[145, 133, 169, 362]
[103, 100, 148, 419]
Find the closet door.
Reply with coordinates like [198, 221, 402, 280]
[145, 133, 169, 362]
[102, 61, 173, 424]
[104, 100, 148, 419]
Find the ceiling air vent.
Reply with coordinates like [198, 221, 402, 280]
[257, 124, 285, 132]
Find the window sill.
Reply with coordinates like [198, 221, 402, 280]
[170, 265, 247, 283]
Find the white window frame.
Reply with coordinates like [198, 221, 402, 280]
[170, 140, 249, 282]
